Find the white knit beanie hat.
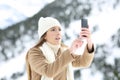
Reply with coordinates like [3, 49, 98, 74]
[38, 17, 61, 39]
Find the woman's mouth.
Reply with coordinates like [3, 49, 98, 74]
[55, 37, 61, 40]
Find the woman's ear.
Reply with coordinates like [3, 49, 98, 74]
[42, 32, 47, 40]
[44, 35, 47, 40]
[44, 37, 46, 40]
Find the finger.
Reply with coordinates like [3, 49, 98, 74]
[78, 41, 83, 46]
[76, 39, 84, 46]
[80, 29, 91, 38]
[81, 28, 90, 33]
[80, 33, 90, 38]
[81, 28, 89, 31]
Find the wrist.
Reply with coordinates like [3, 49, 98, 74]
[87, 44, 94, 53]
[87, 38, 93, 48]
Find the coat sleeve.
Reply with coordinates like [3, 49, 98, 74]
[27, 47, 74, 78]
[72, 45, 94, 68]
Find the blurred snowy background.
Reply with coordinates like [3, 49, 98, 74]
[0, 0, 120, 80]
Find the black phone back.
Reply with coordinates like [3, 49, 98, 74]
[81, 18, 88, 28]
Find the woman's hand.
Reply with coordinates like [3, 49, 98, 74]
[69, 38, 83, 53]
[69, 28, 93, 54]
[80, 28, 93, 51]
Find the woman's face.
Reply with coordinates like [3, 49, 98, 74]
[45, 26, 62, 45]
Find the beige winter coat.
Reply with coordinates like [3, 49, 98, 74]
[26, 45, 94, 80]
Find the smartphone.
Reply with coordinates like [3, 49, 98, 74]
[81, 18, 88, 37]
[81, 18, 88, 28]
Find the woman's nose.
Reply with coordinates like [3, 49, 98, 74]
[56, 30, 61, 35]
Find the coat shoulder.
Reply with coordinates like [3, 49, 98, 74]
[26, 47, 44, 58]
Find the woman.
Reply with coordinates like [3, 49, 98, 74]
[26, 17, 94, 80]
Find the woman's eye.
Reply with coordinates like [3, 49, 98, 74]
[59, 28, 61, 31]
[51, 29, 56, 31]
[50, 28, 61, 31]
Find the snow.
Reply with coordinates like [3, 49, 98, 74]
[67, 8, 120, 45]
[0, 52, 26, 79]
[89, 9, 120, 44]
[81, 69, 103, 80]
[0, 0, 120, 80]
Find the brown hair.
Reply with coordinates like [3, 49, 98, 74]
[34, 33, 46, 47]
